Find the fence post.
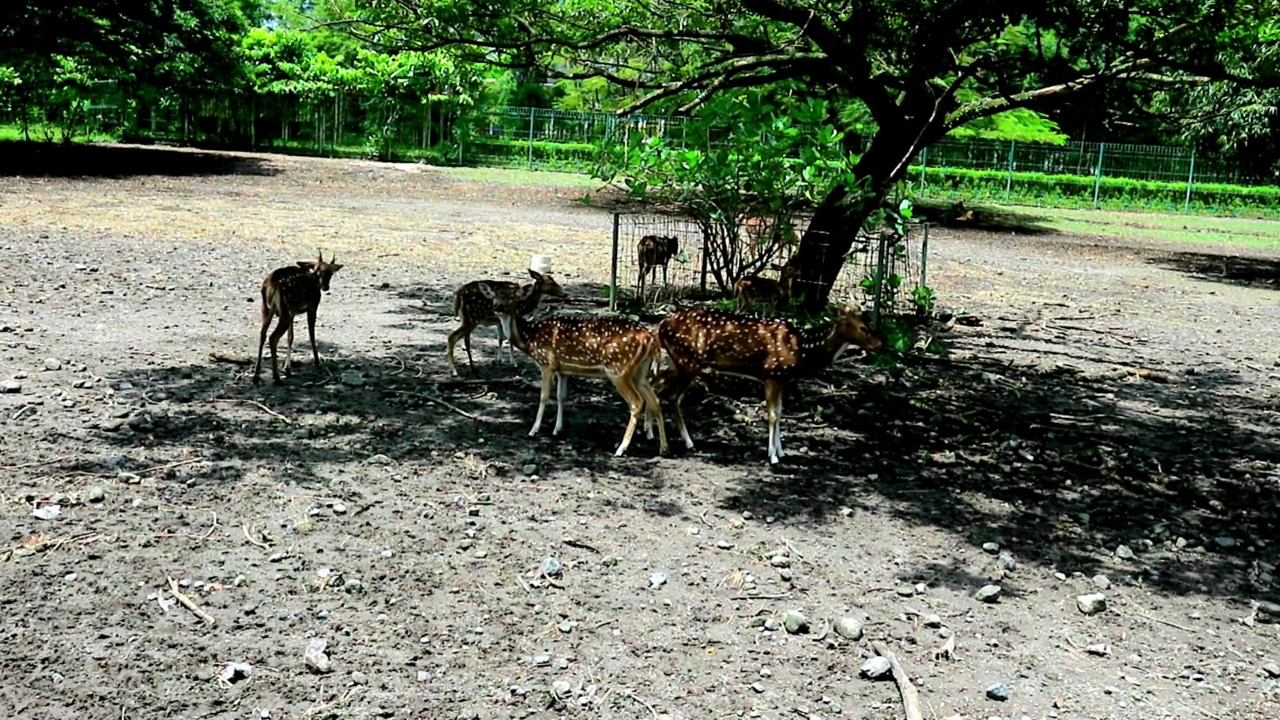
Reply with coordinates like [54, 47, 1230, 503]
[609, 213, 620, 312]
[1005, 140, 1016, 201]
[1184, 149, 1197, 214]
[872, 231, 888, 326]
[699, 227, 709, 295]
[919, 223, 930, 290]
[527, 107, 536, 169]
[1092, 143, 1106, 209]
[919, 146, 928, 192]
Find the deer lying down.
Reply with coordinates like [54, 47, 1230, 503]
[254, 250, 344, 385]
[447, 269, 563, 376]
[655, 304, 882, 464]
[479, 282, 668, 457]
[734, 263, 800, 315]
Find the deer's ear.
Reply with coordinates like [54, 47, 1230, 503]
[328, 264, 344, 272]
[477, 283, 497, 299]
[519, 284, 538, 301]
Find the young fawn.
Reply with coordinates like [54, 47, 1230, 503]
[253, 250, 344, 385]
[734, 263, 800, 315]
[636, 234, 679, 299]
[446, 269, 563, 376]
[478, 283, 668, 457]
[656, 304, 881, 464]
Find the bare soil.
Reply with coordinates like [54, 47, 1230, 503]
[1, 145, 1279, 720]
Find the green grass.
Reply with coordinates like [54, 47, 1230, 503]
[0, 123, 115, 143]
[982, 204, 1280, 250]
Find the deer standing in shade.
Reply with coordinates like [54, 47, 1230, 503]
[446, 269, 563, 376]
[253, 250, 344, 385]
[734, 263, 800, 315]
[479, 283, 668, 457]
[636, 234, 679, 300]
[655, 304, 881, 464]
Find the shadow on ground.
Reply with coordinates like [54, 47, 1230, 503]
[0, 142, 277, 178]
[1148, 250, 1280, 290]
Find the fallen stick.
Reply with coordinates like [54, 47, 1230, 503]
[871, 640, 924, 720]
[242, 525, 270, 550]
[139, 457, 205, 475]
[209, 351, 252, 365]
[388, 389, 505, 424]
[211, 399, 292, 424]
[165, 575, 216, 625]
[626, 691, 660, 720]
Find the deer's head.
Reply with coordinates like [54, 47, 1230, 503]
[833, 303, 882, 351]
[297, 250, 344, 292]
[528, 268, 565, 298]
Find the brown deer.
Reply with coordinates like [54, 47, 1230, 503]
[636, 234, 679, 299]
[734, 262, 800, 315]
[655, 303, 882, 464]
[743, 216, 799, 250]
[253, 250, 344, 385]
[446, 269, 563, 376]
[478, 283, 668, 457]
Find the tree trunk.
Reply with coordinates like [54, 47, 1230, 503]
[789, 133, 908, 311]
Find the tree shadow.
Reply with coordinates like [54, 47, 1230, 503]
[912, 199, 1057, 235]
[0, 142, 277, 178]
[1148, 250, 1280, 290]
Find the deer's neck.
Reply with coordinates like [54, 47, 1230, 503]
[505, 312, 535, 355]
[513, 284, 545, 316]
[796, 324, 846, 371]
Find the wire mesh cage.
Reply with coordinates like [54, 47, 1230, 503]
[608, 212, 931, 318]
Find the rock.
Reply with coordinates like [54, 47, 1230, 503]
[715, 540, 734, 550]
[331, 502, 348, 515]
[986, 683, 1011, 701]
[1115, 545, 1135, 560]
[85, 486, 106, 503]
[32, 505, 62, 520]
[417, 670, 429, 682]
[750, 681, 766, 694]
[218, 662, 252, 684]
[1215, 536, 1238, 549]
[1092, 574, 1111, 590]
[770, 554, 791, 568]
[782, 610, 809, 634]
[982, 542, 1000, 554]
[43, 358, 62, 371]
[1054, 572, 1068, 581]
[833, 617, 864, 640]
[0, 380, 20, 393]
[975, 585, 1002, 603]
[1263, 663, 1280, 678]
[304, 638, 332, 674]
[350, 671, 368, 685]
[521, 464, 538, 476]
[540, 557, 563, 578]
[860, 656, 893, 680]
[1077, 593, 1108, 615]
[896, 585, 916, 597]
[1086, 643, 1111, 656]
[923, 614, 943, 628]
[551, 680, 572, 699]
[649, 572, 667, 589]
[996, 551, 1017, 572]
[365, 454, 394, 465]
[339, 371, 364, 387]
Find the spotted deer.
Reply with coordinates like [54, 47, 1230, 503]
[478, 283, 668, 457]
[446, 269, 563, 376]
[253, 250, 344, 385]
[734, 262, 800, 315]
[636, 234, 679, 300]
[655, 304, 881, 464]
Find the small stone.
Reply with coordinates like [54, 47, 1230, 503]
[834, 617, 864, 640]
[522, 464, 538, 476]
[331, 503, 347, 514]
[860, 657, 892, 680]
[923, 614, 943, 628]
[218, 662, 253, 684]
[85, 486, 106, 503]
[996, 551, 1017, 572]
[32, 505, 62, 520]
[366, 454, 393, 465]
[782, 610, 809, 634]
[770, 554, 791, 568]
[975, 585, 1002, 603]
[552, 680, 572, 699]
[1054, 572, 1068, 581]
[43, 358, 62, 371]
[1077, 593, 1108, 615]
[417, 670, 429, 682]
[1215, 536, 1238, 549]
[986, 683, 1010, 701]
[982, 542, 1000, 554]
[750, 681, 766, 694]
[896, 585, 916, 597]
[339, 371, 364, 387]
[540, 557, 563, 578]
[1115, 545, 1135, 560]
[1085, 643, 1111, 656]
[1092, 574, 1111, 590]
[715, 540, 734, 550]
[1262, 663, 1280, 678]
[303, 638, 332, 674]
[0, 380, 21, 393]
[649, 572, 667, 589]
[351, 671, 368, 685]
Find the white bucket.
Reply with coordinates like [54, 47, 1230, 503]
[530, 254, 553, 274]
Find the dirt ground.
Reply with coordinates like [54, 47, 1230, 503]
[1, 145, 1279, 720]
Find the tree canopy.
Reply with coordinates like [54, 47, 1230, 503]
[333, 0, 1280, 307]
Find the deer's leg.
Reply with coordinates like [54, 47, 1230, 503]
[253, 306, 274, 385]
[282, 317, 294, 376]
[553, 373, 568, 435]
[611, 374, 645, 457]
[529, 365, 555, 437]
[764, 379, 784, 464]
[446, 320, 472, 377]
[636, 369, 668, 454]
[659, 364, 698, 451]
[267, 312, 291, 384]
[306, 307, 320, 368]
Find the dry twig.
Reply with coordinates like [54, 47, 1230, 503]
[242, 525, 270, 550]
[389, 389, 505, 424]
[165, 575, 216, 625]
[870, 640, 924, 720]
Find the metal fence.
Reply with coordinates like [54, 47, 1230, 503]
[608, 212, 929, 319]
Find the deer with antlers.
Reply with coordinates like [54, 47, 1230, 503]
[636, 234, 679, 300]
[734, 262, 800, 315]
[253, 250, 344, 385]
[446, 269, 563, 376]
[478, 283, 668, 457]
[655, 303, 881, 464]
